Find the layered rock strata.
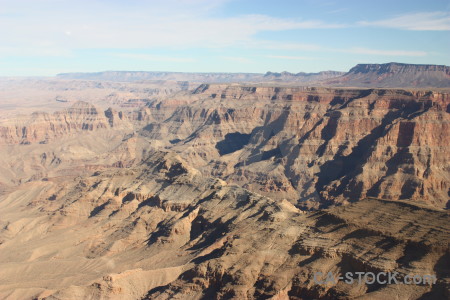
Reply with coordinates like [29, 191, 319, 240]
[141, 85, 450, 209]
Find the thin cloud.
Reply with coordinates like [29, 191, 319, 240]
[260, 45, 426, 57]
[0, 46, 73, 58]
[347, 47, 427, 57]
[0, 1, 345, 52]
[326, 8, 349, 14]
[112, 53, 196, 63]
[265, 55, 313, 60]
[221, 56, 253, 63]
[248, 41, 322, 51]
[359, 12, 450, 31]
[244, 15, 345, 30]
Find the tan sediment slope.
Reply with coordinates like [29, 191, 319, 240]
[0, 129, 154, 188]
[0, 100, 157, 187]
[0, 151, 448, 299]
[0, 78, 188, 119]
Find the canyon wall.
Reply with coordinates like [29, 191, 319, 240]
[1, 84, 448, 209]
[0, 101, 132, 145]
[141, 85, 450, 209]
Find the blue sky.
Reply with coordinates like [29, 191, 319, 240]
[0, 0, 449, 76]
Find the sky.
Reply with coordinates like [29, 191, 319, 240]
[0, 0, 449, 76]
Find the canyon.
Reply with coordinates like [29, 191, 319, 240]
[0, 63, 449, 299]
[0, 152, 448, 299]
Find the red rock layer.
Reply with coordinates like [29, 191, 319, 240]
[142, 85, 450, 209]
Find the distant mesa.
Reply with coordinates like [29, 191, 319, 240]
[348, 62, 450, 74]
[56, 62, 450, 88]
[55, 96, 69, 103]
[56, 71, 264, 83]
[263, 70, 345, 82]
[325, 62, 450, 88]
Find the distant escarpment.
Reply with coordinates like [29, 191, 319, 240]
[325, 63, 450, 88]
[264, 70, 345, 82]
[56, 70, 345, 84]
[57, 71, 265, 83]
[55, 62, 450, 88]
[141, 84, 450, 209]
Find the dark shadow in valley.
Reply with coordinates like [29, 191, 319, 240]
[315, 98, 428, 203]
[316, 111, 342, 156]
[215, 132, 251, 156]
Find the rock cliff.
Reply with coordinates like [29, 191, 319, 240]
[0, 101, 132, 145]
[2, 85, 448, 209]
[140, 85, 450, 209]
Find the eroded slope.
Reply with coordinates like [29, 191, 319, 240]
[0, 151, 448, 299]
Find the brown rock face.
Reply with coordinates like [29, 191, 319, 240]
[146, 197, 450, 300]
[0, 101, 132, 145]
[1, 85, 448, 209]
[141, 85, 450, 209]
